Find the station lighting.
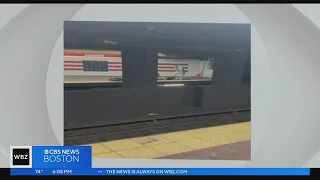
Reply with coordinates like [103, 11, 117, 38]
[104, 40, 118, 44]
[147, 25, 154, 30]
[160, 84, 185, 87]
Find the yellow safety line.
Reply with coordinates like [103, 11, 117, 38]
[84, 122, 251, 159]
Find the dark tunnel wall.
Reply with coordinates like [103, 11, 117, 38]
[65, 87, 192, 129]
[195, 51, 251, 112]
[64, 85, 250, 130]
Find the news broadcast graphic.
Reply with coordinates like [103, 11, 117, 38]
[1, 143, 313, 176]
[9, 146, 311, 176]
[10, 146, 92, 169]
[10, 168, 310, 176]
[1, 4, 320, 173]
[10, 146, 32, 168]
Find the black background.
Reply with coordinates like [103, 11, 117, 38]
[12, 149, 29, 166]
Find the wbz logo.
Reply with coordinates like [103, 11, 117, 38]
[10, 146, 32, 168]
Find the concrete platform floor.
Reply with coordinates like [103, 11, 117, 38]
[82, 122, 251, 160]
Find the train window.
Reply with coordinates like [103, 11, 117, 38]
[64, 50, 123, 84]
[82, 60, 109, 72]
[156, 55, 214, 85]
[63, 50, 214, 85]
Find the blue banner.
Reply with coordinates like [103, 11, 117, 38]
[9, 146, 310, 176]
[11, 168, 310, 176]
[32, 146, 92, 168]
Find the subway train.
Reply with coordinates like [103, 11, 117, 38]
[64, 49, 251, 132]
[64, 49, 214, 80]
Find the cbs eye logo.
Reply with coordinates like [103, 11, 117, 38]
[10, 146, 32, 168]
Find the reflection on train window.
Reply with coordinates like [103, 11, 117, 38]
[157, 54, 213, 84]
[64, 49, 123, 83]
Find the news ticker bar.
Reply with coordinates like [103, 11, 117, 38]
[10, 168, 310, 176]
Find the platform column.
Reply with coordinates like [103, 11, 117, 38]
[121, 44, 158, 89]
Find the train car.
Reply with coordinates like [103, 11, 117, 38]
[64, 49, 213, 81]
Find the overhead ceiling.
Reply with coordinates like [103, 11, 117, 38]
[64, 21, 251, 59]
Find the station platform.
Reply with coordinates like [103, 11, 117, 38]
[83, 122, 250, 160]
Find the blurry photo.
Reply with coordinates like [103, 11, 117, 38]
[64, 21, 251, 160]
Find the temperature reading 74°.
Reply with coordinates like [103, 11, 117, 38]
[35, 169, 43, 174]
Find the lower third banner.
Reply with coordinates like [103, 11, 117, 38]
[10, 146, 92, 169]
[10, 168, 310, 176]
[9, 146, 310, 176]
[32, 146, 92, 168]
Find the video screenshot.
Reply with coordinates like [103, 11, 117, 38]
[0, 3, 318, 177]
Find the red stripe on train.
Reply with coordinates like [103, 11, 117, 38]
[64, 53, 121, 58]
[106, 69, 188, 72]
[64, 61, 188, 67]
[64, 58, 189, 66]
[64, 64, 83, 67]
[106, 66, 186, 69]
[64, 53, 193, 65]
[64, 67, 188, 70]
[108, 65, 122, 68]
[64, 61, 82, 63]
[64, 65, 188, 68]
[107, 62, 188, 66]
[158, 63, 188, 66]
[107, 62, 122, 64]
[64, 69, 188, 72]
[64, 68, 83, 71]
